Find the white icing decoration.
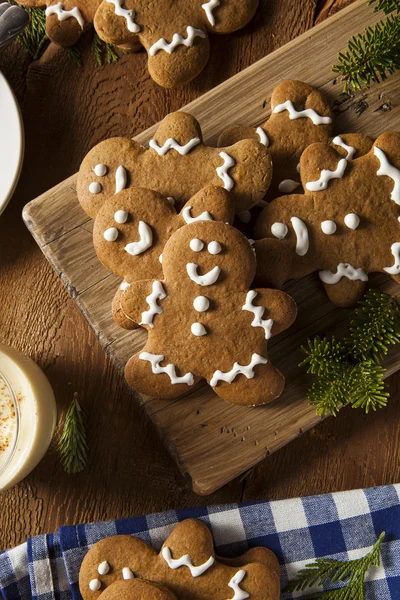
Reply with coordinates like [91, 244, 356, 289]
[122, 567, 134, 580]
[306, 158, 347, 192]
[210, 354, 268, 387]
[227, 570, 250, 600]
[183, 206, 213, 223]
[319, 263, 368, 284]
[167, 197, 175, 205]
[201, 0, 220, 26]
[89, 182, 102, 194]
[120, 281, 130, 290]
[106, 0, 140, 32]
[124, 221, 152, 255]
[187, 263, 221, 286]
[140, 353, 194, 385]
[291, 216, 309, 256]
[191, 322, 207, 337]
[161, 547, 214, 576]
[242, 291, 273, 339]
[208, 241, 221, 255]
[278, 179, 300, 193]
[239, 211, 251, 224]
[149, 137, 201, 156]
[271, 222, 288, 239]
[159, 254, 163, 264]
[45, 3, 84, 29]
[115, 165, 127, 194]
[149, 26, 207, 56]
[94, 164, 107, 177]
[216, 152, 235, 191]
[273, 100, 332, 125]
[374, 146, 400, 204]
[114, 210, 128, 224]
[190, 238, 204, 252]
[321, 220, 336, 235]
[296, 163, 301, 173]
[344, 213, 360, 230]
[139, 281, 167, 328]
[104, 227, 118, 242]
[98, 561, 109, 576]
[256, 127, 269, 147]
[332, 136, 356, 160]
[89, 579, 101, 592]
[384, 242, 400, 275]
[193, 296, 209, 312]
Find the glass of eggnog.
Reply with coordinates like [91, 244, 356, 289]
[0, 343, 57, 492]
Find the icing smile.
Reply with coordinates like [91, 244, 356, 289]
[186, 263, 221, 286]
[124, 221, 153, 256]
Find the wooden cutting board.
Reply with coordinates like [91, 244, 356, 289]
[23, 0, 400, 495]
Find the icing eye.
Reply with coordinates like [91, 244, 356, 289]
[104, 227, 119, 242]
[89, 182, 102, 194]
[208, 241, 221, 255]
[191, 323, 207, 336]
[98, 561, 110, 575]
[193, 296, 209, 312]
[93, 164, 107, 177]
[344, 213, 360, 230]
[190, 238, 204, 252]
[122, 567, 134, 580]
[271, 222, 288, 239]
[114, 210, 128, 224]
[89, 579, 101, 591]
[321, 220, 337, 235]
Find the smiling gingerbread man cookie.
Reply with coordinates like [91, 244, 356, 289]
[93, 0, 259, 87]
[219, 80, 373, 206]
[119, 220, 297, 405]
[79, 519, 280, 600]
[78, 111, 272, 219]
[93, 185, 234, 329]
[253, 132, 400, 307]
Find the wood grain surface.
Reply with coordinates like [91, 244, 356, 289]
[2, 0, 400, 551]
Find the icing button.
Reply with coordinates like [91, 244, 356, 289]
[89, 579, 101, 592]
[191, 323, 207, 336]
[104, 227, 119, 242]
[89, 182, 102, 194]
[193, 296, 210, 312]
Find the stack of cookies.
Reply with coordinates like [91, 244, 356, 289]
[77, 80, 400, 407]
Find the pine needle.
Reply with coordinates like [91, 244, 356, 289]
[369, 0, 400, 14]
[58, 392, 88, 474]
[66, 44, 82, 67]
[300, 290, 400, 416]
[284, 532, 385, 599]
[16, 6, 49, 59]
[92, 31, 119, 66]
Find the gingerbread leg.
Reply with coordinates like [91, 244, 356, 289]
[112, 285, 140, 330]
[125, 352, 198, 399]
[321, 279, 367, 307]
[210, 359, 285, 406]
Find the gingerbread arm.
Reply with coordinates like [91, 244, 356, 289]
[180, 185, 235, 225]
[120, 279, 168, 329]
[244, 288, 297, 337]
[218, 124, 261, 147]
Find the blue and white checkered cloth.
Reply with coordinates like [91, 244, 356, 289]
[1, 484, 399, 600]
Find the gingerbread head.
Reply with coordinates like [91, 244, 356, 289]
[79, 519, 280, 600]
[78, 112, 272, 218]
[218, 80, 373, 204]
[119, 220, 297, 405]
[93, 0, 259, 87]
[93, 185, 235, 329]
[254, 132, 400, 307]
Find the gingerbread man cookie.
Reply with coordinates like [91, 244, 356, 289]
[93, 185, 234, 329]
[218, 80, 373, 206]
[79, 518, 280, 600]
[253, 132, 400, 307]
[119, 220, 297, 405]
[100, 579, 177, 600]
[93, 0, 259, 87]
[78, 112, 272, 219]
[17, 0, 100, 47]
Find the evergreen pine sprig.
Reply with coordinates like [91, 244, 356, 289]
[91, 31, 119, 66]
[333, 0, 400, 91]
[300, 290, 400, 416]
[16, 5, 49, 59]
[58, 392, 88, 474]
[284, 532, 385, 599]
[67, 45, 83, 67]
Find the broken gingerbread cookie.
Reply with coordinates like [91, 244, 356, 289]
[78, 111, 272, 218]
[93, 0, 259, 87]
[119, 220, 297, 405]
[218, 80, 373, 206]
[253, 132, 400, 307]
[79, 518, 280, 600]
[93, 185, 234, 330]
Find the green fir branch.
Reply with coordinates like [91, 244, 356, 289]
[300, 291, 400, 416]
[16, 6, 49, 59]
[284, 532, 385, 599]
[92, 31, 119, 65]
[66, 44, 82, 67]
[58, 392, 88, 474]
[369, 0, 400, 14]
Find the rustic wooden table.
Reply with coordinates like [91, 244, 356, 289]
[1, 0, 399, 552]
